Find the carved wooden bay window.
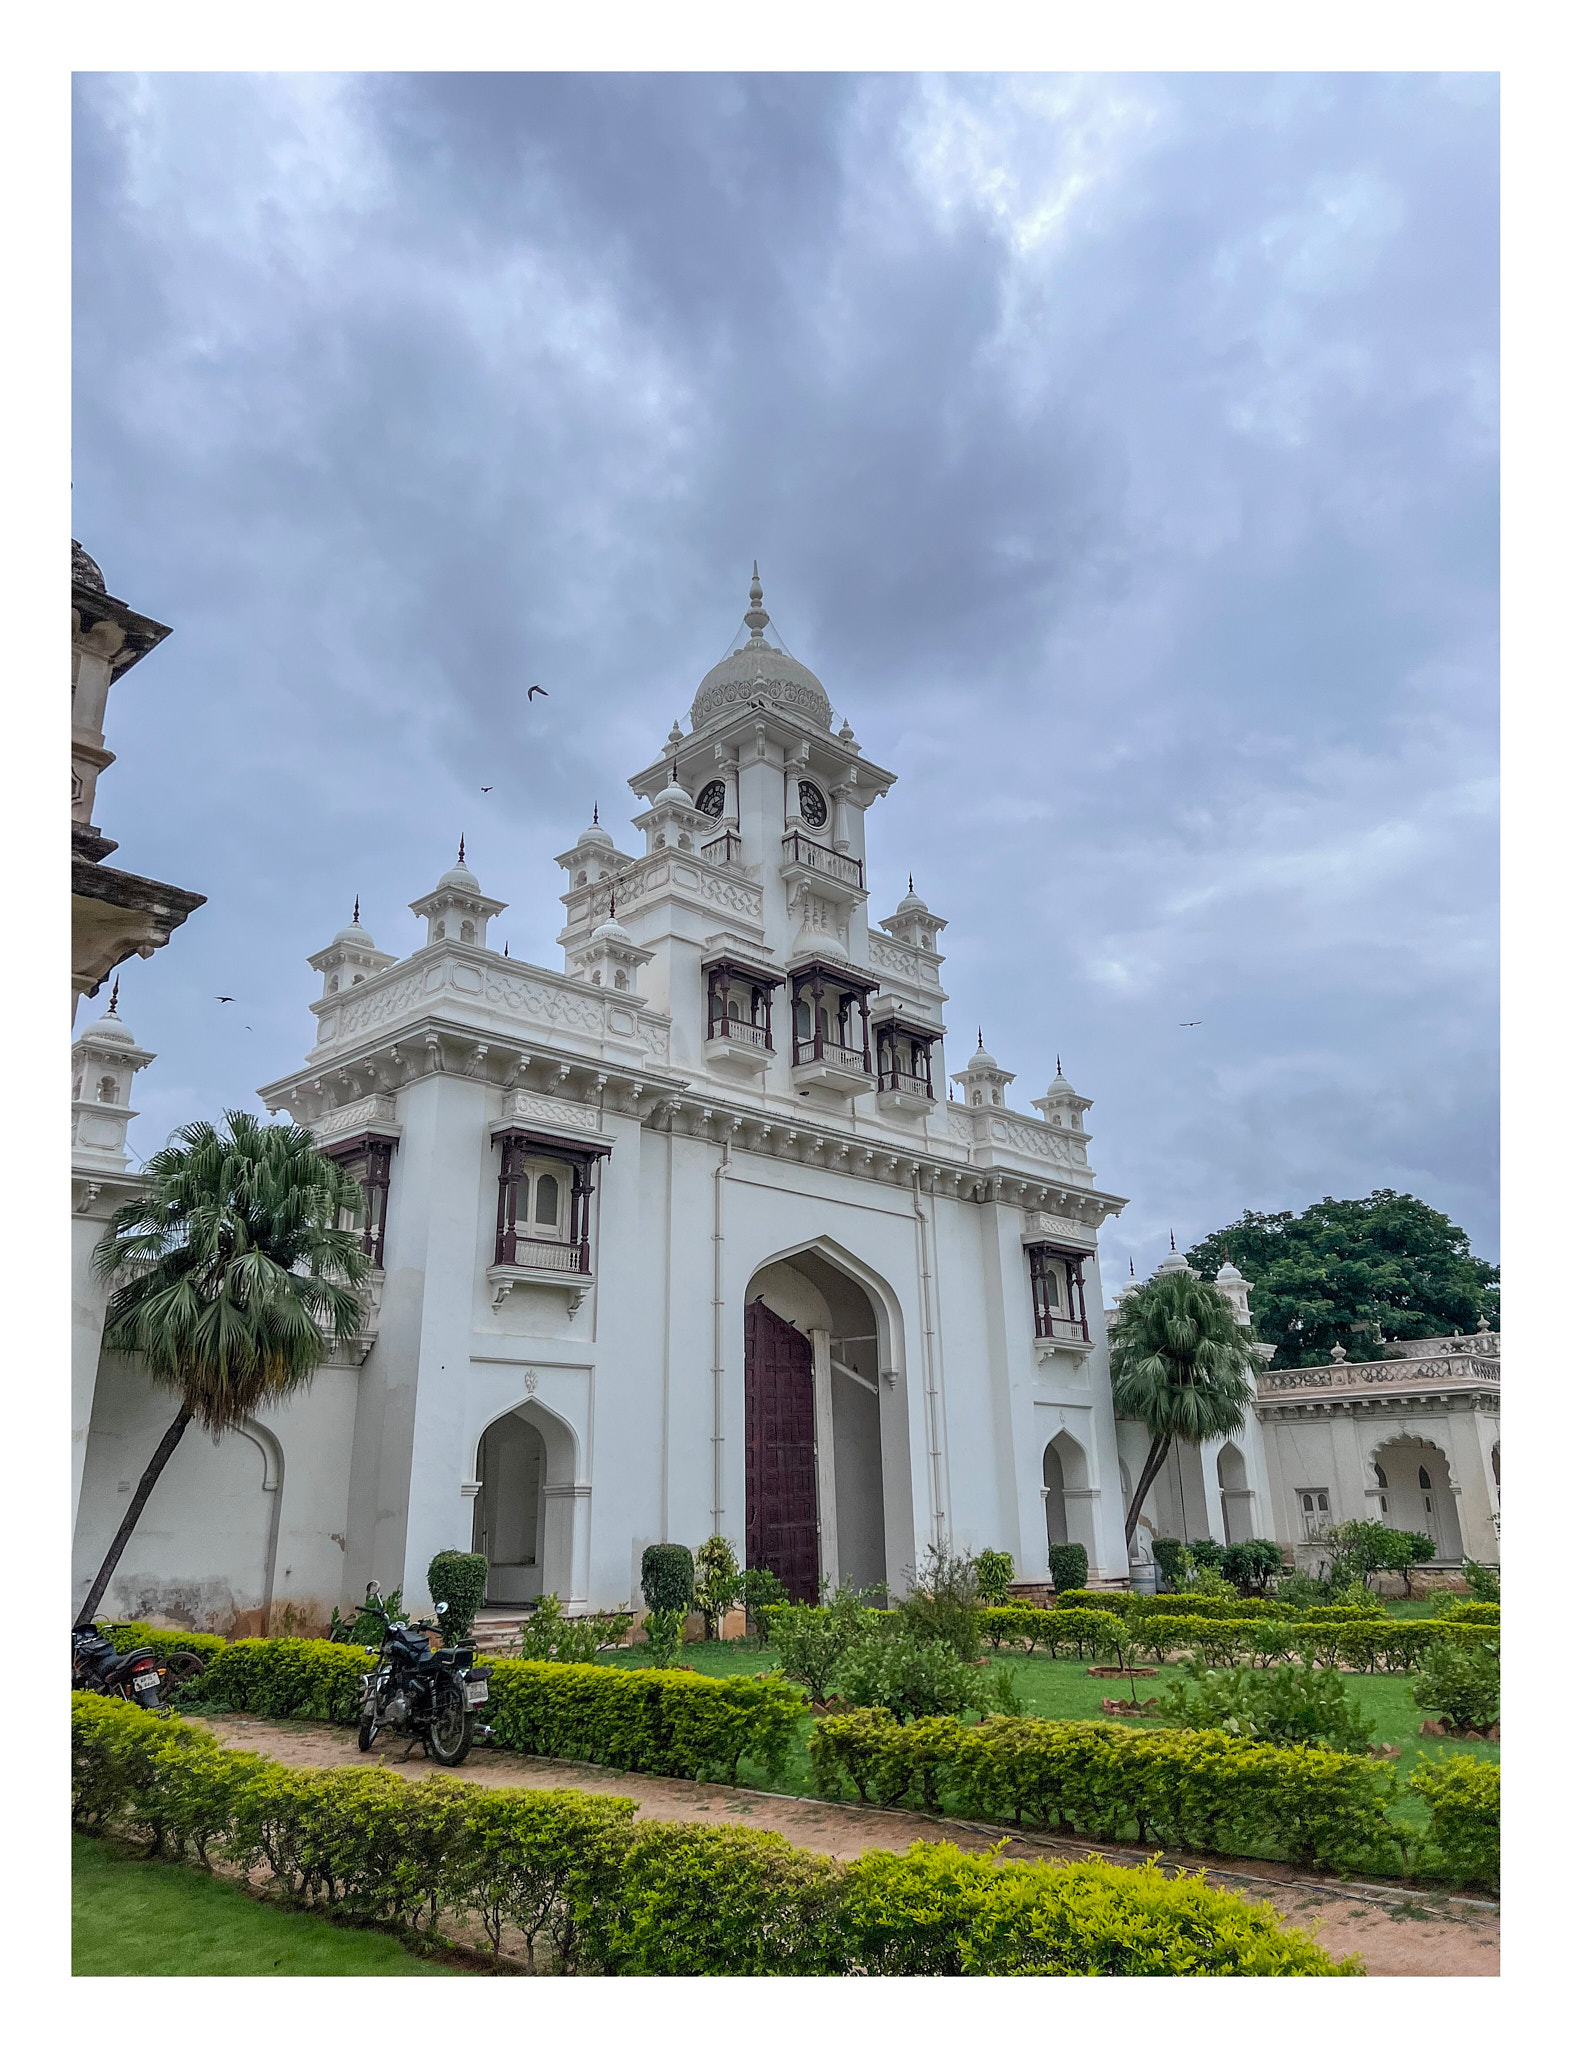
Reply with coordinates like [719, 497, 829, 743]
[790, 959, 878, 1074]
[492, 1127, 611, 1277]
[875, 1019, 940, 1099]
[323, 1134, 396, 1268]
[1028, 1241, 1092, 1343]
[706, 956, 783, 1052]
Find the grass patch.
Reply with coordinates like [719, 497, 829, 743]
[72, 1833, 452, 1976]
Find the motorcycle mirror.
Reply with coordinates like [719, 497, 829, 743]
[435, 1601, 449, 1614]
[366, 1581, 380, 1598]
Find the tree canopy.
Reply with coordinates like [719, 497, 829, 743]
[1187, 1190, 1499, 1369]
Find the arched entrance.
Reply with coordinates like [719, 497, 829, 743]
[472, 1402, 579, 1605]
[1217, 1442, 1252, 1543]
[1371, 1436, 1464, 1562]
[746, 1249, 892, 1601]
[1042, 1430, 1096, 1558]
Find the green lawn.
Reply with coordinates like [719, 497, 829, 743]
[73, 1833, 452, 1975]
[597, 1638, 1499, 1832]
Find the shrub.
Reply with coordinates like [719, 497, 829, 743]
[426, 1551, 489, 1644]
[838, 1841, 1360, 1976]
[770, 1584, 882, 1704]
[1322, 1519, 1426, 1596]
[898, 1543, 983, 1661]
[738, 1566, 789, 1641]
[1159, 1657, 1377, 1754]
[812, 1712, 1402, 1873]
[1151, 1539, 1192, 1591]
[1445, 1601, 1501, 1628]
[640, 1543, 695, 1616]
[73, 1696, 1352, 1974]
[1048, 1542, 1088, 1592]
[329, 1585, 410, 1645]
[1462, 1557, 1501, 1601]
[834, 1633, 990, 1724]
[198, 1636, 374, 1722]
[516, 1594, 634, 1664]
[640, 1609, 685, 1669]
[1190, 1565, 1236, 1600]
[1189, 1539, 1226, 1572]
[693, 1535, 743, 1640]
[1274, 1571, 1331, 1610]
[1218, 1539, 1283, 1597]
[1409, 1755, 1500, 1890]
[1411, 1637, 1499, 1735]
[974, 1549, 1016, 1604]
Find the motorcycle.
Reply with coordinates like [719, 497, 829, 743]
[72, 1623, 204, 1709]
[351, 1582, 492, 1766]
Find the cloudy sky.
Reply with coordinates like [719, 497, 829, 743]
[72, 70, 1499, 1271]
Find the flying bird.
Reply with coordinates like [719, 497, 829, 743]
[1179, 1021, 1202, 1027]
[480, 785, 494, 793]
[527, 685, 548, 701]
[216, 996, 235, 1004]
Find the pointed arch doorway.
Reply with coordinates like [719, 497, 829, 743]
[744, 1298, 820, 1603]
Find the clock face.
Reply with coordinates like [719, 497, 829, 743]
[696, 779, 727, 818]
[798, 779, 828, 828]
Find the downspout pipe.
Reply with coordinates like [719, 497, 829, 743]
[712, 1135, 731, 1533]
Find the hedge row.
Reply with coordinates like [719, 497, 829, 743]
[70, 1695, 1358, 1974]
[1057, 1591, 1501, 1630]
[809, 1709, 1498, 1887]
[976, 1607, 1498, 1673]
[110, 1628, 797, 1785]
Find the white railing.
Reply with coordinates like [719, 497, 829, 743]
[781, 832, 864, 890]
[499, 1239, 590, 1276]
[878, 1070, 933, 1101]
[800, 1040, 868, 1072]
[1255, 1355, 1500, 1401]
[712, 1019, 769, 1049]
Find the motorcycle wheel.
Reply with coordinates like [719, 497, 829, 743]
[357, 1714, 378, 1752]
[423, 1679, 473, 1766]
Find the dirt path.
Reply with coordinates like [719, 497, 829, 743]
[194, 1715, 1499, 1978]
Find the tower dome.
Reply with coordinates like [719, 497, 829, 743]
[72, 539, 106, 594]
[689, 565, 832, 734]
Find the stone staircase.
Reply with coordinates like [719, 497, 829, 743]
[468, 1608, 535, 1657]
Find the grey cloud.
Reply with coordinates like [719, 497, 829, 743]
[71, 70, 1498, 1266]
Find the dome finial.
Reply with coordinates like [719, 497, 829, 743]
[744, 561, 769, 641]
[1170, 1230, 1176, 1252]
[1056, 1053, 1062, 1076]
[457, 834, 466, 867]
[908, 873, 914, 894]
[978, 1028, 984, 1051]
[352, 894, 360, 926]
[592, 802, 599, 826]
[108, 975, 120, 1015]
[1129, 1257, 1136, 1278]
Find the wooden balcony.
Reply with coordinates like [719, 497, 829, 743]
[876, 1069, 936, 1116]
[790, 1033, 874, 1098]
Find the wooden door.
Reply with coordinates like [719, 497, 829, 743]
[744, 1298, 820, 1603]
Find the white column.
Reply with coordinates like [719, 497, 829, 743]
[810, 1327, 840, 1590]
[543, 1483, 593, 1612]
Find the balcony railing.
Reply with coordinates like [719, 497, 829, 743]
[877, 1069, 934, 1100]
[1255, 1354, 1500, 1402]
[701, 830, 744, 866]
[711, 1017, 770, 1049]
[795, 1036, 870, 1073]
[781, 832, 864, 891]
[496, 1236, 592, 1277]
[1035, 1310, 1092, 1345]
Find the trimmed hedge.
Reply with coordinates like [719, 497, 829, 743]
[1048, 1543, 1088, 1591]
[810, 1710, 1404, 1875]
[71, 1695, 1356, 1974]
[989, 1605, 1498, 1673]
[1409, 1754, 1500, 1889]
[116, 1628, 795, 1785]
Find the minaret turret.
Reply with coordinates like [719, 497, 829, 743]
[409, 840, 507, 950]
[958, 1032, 1015, 1108]
[72, 980, 155, 1170]
[307, 898, 397, 998]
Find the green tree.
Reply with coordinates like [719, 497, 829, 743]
[76, 1111, 370, 1628]
[1110, 1269, 1258, 1551]
[1188, 1190, 1499, 1368]
[693, 1535, 743, 1640]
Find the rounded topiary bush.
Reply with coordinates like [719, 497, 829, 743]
[642, 1543, 695, 1616]
[1048, 1543, 1088, 1592]
[428, 1550, 490, 1643]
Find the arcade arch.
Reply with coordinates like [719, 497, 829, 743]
[1370, 1434, 1464, 1561]
[1042, 1429, 1096, 1557]
[471, 1400, 579, 1605]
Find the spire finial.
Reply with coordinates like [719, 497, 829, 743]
[503, 940, 509, 958]
[457, 834, 466, 866]
[1170, 1230, 1176, 1252]
[352, 894, 360, 925]
[592, 802, 599, 826]
[1056, 1053, 1062, 1076]
[609, 886, 617, 920]
[908, 873, 914, 895]
[107, 975, 120, 1014]
[1130, 1257, 1136, 1277]
[744, 561, 769, 640]
[978, 1028, 984, 1050]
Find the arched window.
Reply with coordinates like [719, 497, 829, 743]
[352, 973, 364, 985]
[576, 870, 587, 887]
[614, 969, 628, 990]
[1418, 1466, 1432, 1492]
[1373, 1463, 1388, 1489]
[96, 1075, 119, 1104]
[972, 1090, 982, 1105]
[991, 1089, 1000, 1105]
[460, 920, 476, 945]
[533, 1173, 560, 1231]
[434, 920, 446, 940]
[328, 973, 340, 993]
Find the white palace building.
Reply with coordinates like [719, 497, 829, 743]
[70, 567, 1499, 1630]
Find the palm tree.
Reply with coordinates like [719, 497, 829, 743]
[1110, 1267, 1258, 1552]
[75, 1111, 371, 1628]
